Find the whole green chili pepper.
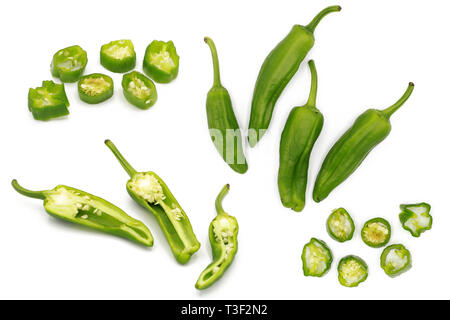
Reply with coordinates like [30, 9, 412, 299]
[361, 217, 391, 248]
[143, 40, 179, 83]
[278, 60, 322, 211]
[100, 39, 136, 73]
[105, 139, 200, 264]
[313, 82, 415, 202]
[399, 203, 432, 237]
[380, 244, 411, 277]
[338, 255, 368, 287]
[248, 5, 341, 147]
[11, 179, 153, 246]
[78, 73, 114, 104]
[28, 80, 70, 120]
[204, 37, 248, 174]
[51, 45, 88, 83]
[301, 237, 333, 277]
[195, 184, 238, 290]
[326, 208, 355, 242]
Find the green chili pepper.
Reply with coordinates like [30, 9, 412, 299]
[51, 45, 88, 83]
[361, 217, 391, 248]
[204, 37, 248, 174]
[11, 179, 153, 246]
[28, 80, 70, 120]
[78, 73, 114, 104]
[313, 82, 415, 202]
[301, 238, 333, 277]
[399, 203, 432, 237]
[143, 40, 179, 83]
[122, 71, 157, 109]
[248, 5, 341, 147]
[100, 39, 136, 73]
[195, 184, 238, 290]
[338, 255, 368, 287]
[105, 139, 200, 264]
[380, 244, 412, 277]
[278, 60, 322, 211]
[326, 208, 355, 242]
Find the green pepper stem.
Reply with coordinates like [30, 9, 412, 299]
[104, 139, 137, 177]
[215, 184, 230, 215]
[381, 82, 415, 119]
[305, 5, 341, 33]
[204, 37, 222, 86]
[306, 60, 318, 108]
[11, 179, 46, 200]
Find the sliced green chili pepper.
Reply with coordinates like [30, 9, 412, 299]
[11, 179, 153, 246]
[313, 82, 415, 202]
[105, 139, 200, 264]
[301, 238, 333, 277]
[143, 40, 179, 83]
[338, 255, 368, 287]
[122, 71, 157, 109]
[28, 80, 69, 120]
[195, 184, 238, 290]
[51, 45, 88, 83]
[380, 244, 412, 277]
[326, 208, 355, 242]
[278, 60, 322, 211]
[361, 217, 391, 248]
[78, 73, 114, 104]
[399, 203, 432, 237]
[248, 5, 341, 147]
[204, 37, 248, 174]
[100, 39, 136, 73]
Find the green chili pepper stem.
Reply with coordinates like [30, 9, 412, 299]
[11, 179, 46, 200]
[305, 5, 342, 33]
[104, 139, 137, 177]
[305, 60, 318, 108]
[381, 82, 415, 119]
[215, 184, 230, 215]
[204, 37, 222, 87]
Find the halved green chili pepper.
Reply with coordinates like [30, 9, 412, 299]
[11, 179, 153, 246]
[338, 255, 368, 287]
[78, 73, 114, 104]
[204, 37, 248, 174]
[100, 39, 136, 73]
[361, 217, 391, 248]
[51, 45, 88, 83]
[248, 5, 341, 147]
[278, 60, 322, 211]
[399, 203, 432, 237]
[28, 80, 70, 120]
[143, 40, 179, 83]
[105, 139, 200, 264]
[122, 71, 157, 109]
[313, 82, 415, 202]
[195, 184, 238, 290]
[380, 244, 412, 277]
[326, 208, 355, 242]
[301, 238, 333, 277]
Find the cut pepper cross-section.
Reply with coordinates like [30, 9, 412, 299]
[301, 238, 333, 277]
[143, 40, 179, 83]
[338, 255, 368, 287]
[78, 73, 114, 104]
[380, 244, 412, 277]
[361, 217, 391, 248]
[51, 45, 88, 83]
[28, 80, 70, 120]
[399, 203, 432, 237]
[326, 208, 355, 242]
[122, 71, 157, 109]
[101, 39, 136, 73]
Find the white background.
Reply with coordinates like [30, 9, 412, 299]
[1, 0, 449, 300]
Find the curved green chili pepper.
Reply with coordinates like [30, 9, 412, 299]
[105, 139, 200, 264]
[11, 179, 153, 246]
[195, 184, 238, 290]
[143, 40, 179, 83]
[278, 60, 322, 211]
[313, 82, 415, 202]
[204, 37, 248, 174]
[338, 255, 368, 287]
[361, 217, 391, 248]
[78, 73, 114, 104]
[248, 5, 341, 147]
[301, 237, 333, 277]
[380, 244, 412, 277]
[51, 45, 88, 83]
[100, 39, 136, 73]
[326, 208, 355, 242]
[399, 202, 432, 237]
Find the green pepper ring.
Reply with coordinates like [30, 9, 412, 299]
[78, 73, 114, 104]
[338, 255, 369, 287]
[380, 244, 412, 277]
[143, 40, 179, 83]
[361, 217, 391, 248]
[399, 203, 432, 237]
[100, 40, 136, 73]
[122, 71, 158, 110]
[301, 237, 333, 277]
[326, 208, 355, 242]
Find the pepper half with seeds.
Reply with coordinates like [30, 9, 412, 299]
[399, 203, 432, 237]
[326, 208, 355, 242]
[100, 39, 136, 73]
[361, 217, 391, 248]
[51, 45, 88, 83]
[338, 255, 368, 287]
[143, 40, 179, 83]
[122, 71, 157, 109]
[28, 80, 70, 120]
[380, 244, 412, 277]
[78, 73, 114, 104]
[301, 238, 333, 277]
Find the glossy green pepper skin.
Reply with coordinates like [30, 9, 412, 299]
[278, 60, 322, 211]
[122, 71, 157, 109]
[248, 6, 341, 147]
[78, 73, 114, 104]
[313, 83, 415, 202]
[11, 179, 153, 246]
[143, 40, 179, 83]
[100, 39, 136, 73]
[204, 37, 248, 174]
[51, 45, 88, 83]
[28, 80, 70, 120]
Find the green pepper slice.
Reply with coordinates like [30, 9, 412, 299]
[100, 39, 136, 73]
[78, 73, 114, 104]
[28, 80, 69, 120]
[143, 40, 179, 83]
[361, 217, 391, 248]
[380, 244, 412, 277]
[122, 71, 157, 109]
[51, 45, 88, 83]
[338, 255, 368, 287]
[399, 203, 432, 237]
[301, 238, 333, 277]
[326, 208, 355, 242]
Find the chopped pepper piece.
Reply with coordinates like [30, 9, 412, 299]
[301, 238, 333, 277]
[338, 255, 368, 287]
[380, 244, 412, 277]
[143, 40, 179, 83]
[100, 39, 136, 73]
[28, 80, 69, 120]
[399, 203, 432, 237]
[122, 71, 157, 109]
[361, 217, 391, 248]
[51, 45, 88, 83]
[326, 208, 355, 242]
[78, 73, 114, 104]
